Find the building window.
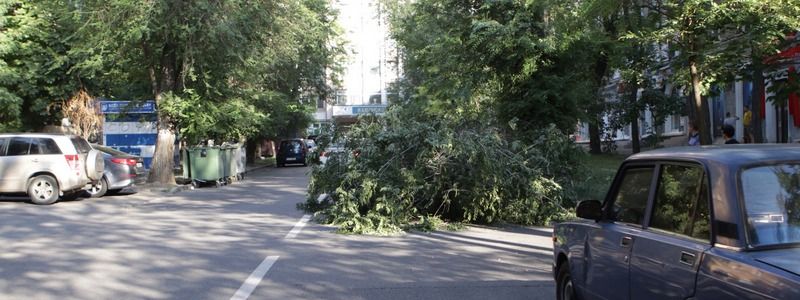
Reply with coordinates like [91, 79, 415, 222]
[317, 97, 325, 109]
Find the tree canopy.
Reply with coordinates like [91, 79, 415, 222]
[1, 0, 344, 183]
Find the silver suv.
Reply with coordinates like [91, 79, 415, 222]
[0, 134, 104, 204]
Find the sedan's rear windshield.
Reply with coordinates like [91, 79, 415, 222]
[741, 164, 800, 247]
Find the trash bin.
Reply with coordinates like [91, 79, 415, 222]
[181, 148, 190, 179]
[220, 147, 233, 182]
[188, 147, 223, 186]
[236, 146, 247, 179]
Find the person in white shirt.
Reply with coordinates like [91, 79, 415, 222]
[724, 112, 739, 128]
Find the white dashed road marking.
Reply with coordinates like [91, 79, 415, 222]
[230, 255, 279, 300]
[284, 214, 311, 239]
[230, 214, 311, 300]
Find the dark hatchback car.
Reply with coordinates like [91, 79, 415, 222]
[86, 144, 145, 197]
[276, 139, 308, 167]
[553, 145, 800, 300]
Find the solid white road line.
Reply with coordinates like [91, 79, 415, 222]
[284, 214, 311, 239]
[230, 255, 280, 300]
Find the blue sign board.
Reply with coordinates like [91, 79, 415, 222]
[101, 101, 156, 114]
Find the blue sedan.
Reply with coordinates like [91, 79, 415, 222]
[553, 145, 800, 300]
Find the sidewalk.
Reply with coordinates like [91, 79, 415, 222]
[138, 158, 276, 194]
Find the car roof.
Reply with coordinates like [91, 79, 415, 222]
[0, 133, 75, 138]
[626, 144, 800, 168]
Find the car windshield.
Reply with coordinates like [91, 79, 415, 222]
[741, 164, 800, 247]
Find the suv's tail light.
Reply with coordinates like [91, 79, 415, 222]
[65, 154, 81, 176]
[111, 158, 137, 166]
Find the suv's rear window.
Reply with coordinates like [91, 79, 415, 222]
[31, 138, 62, 155]
[70, 136, 92, 154]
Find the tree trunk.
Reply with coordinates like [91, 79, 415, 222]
[144, 41, 179, 184]
[626, 81, 641, 153]
[689, 58, 712, 145]
[246, 138, 258, 164]
[588, 49, 610, 155]
[148, 126, 177, 184]
[147, 89, 177, 185]
[751, 63, 765, 143]
[588, 121, 602, 154]
[631, 116, 640, 153]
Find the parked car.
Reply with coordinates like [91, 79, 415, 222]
[276, 139, 308, 167]
[0, 133, 104, 204]
[304, 139, 317, 152]
[553, 145, 800, 300]
[86, 144, 145, 198]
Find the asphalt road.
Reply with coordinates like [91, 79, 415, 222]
[0, 166, 555, 300]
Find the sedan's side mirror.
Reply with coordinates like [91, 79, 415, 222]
[576, 200, 603, 221]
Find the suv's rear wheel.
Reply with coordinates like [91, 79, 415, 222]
[28, 175, 59, 205]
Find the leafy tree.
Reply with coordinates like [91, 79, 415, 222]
[386, 0, 595, 137]
[0, 0, 78, 131]
[644, 0, 799, 145]
[68, 0, 343, 183]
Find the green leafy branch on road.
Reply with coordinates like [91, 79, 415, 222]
[301, 106, 584, 234]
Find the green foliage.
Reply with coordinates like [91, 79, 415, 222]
[574, 154, 626, 202]
[0, 1, 78, 131]
[303, 106, 584, 233]
[386, 0, 595, 135]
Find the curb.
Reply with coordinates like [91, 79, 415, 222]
[245, 162, 275, 173]
[138, 161, 275, 195]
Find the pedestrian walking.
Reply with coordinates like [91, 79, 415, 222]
[724, 112, 739, 128]
[743, 105, 753, 143]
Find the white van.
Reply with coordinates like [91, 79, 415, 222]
[0, 134, 104, 204]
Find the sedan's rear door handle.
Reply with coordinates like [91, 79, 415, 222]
[620, 236, 633, 247]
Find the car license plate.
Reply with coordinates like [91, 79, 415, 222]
[286, 157, 297, 161]
[136, 163, 143, 168]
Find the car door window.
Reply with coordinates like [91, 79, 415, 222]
[649, 164, 710, 241]
[611, 166, 655, 225]
[7, 138, 31, 156]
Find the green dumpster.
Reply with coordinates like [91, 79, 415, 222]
[226, 146, 239, 181]
[181, 148, 189, 179]
[189, 147, 223, 183]
[220, 147, 232, 181]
